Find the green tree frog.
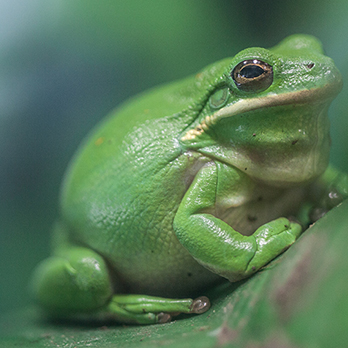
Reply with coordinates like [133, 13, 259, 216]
[32, 35, 348, 325]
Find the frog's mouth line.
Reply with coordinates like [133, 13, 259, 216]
[181, 82, 340, 142]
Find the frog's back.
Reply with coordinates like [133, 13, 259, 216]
[56, 62, 232, 296]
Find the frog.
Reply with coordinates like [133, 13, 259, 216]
[31, 34, 348, 325]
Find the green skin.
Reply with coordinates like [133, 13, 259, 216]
[32, 35, 348, 325]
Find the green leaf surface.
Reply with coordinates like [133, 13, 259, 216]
[2, 200, 348, 347]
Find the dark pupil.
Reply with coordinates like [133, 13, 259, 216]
[240, 65, 264, 79]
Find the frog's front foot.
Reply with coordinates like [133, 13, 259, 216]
[106, 295, 211, 324]
[245, 217, 302, 274]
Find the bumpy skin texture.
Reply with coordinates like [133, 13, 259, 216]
[32, 35, 348, 324]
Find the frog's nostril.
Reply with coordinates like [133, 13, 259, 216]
[306, 63, 315, 69]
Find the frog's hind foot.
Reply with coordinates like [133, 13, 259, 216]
[105, 294, 211, 325]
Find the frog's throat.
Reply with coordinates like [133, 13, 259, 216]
[181, 83, 339, 142]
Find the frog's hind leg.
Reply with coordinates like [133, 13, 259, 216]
[31, 246, 210, 324]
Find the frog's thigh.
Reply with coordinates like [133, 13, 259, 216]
[173, 163, 301, 281]
[32, 246, 113, 314]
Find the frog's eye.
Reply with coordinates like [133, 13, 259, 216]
[231, 59, 273, 93]
[209, 87, 229, 109]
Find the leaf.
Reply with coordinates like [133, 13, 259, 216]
[1, 200, 348, 347]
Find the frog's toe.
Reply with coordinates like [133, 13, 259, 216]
[157, 312, 172, 323]
[190, 296, 211, 314]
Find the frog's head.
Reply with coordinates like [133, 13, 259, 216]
[180, 34, 342, 187]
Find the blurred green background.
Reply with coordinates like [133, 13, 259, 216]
[1, 0, 348, 319]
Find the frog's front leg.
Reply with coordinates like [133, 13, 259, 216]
[173, 162, 302, 281]
[32, 246, 209, 324]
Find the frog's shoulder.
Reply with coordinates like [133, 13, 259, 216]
[60, 57, 234, 196]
